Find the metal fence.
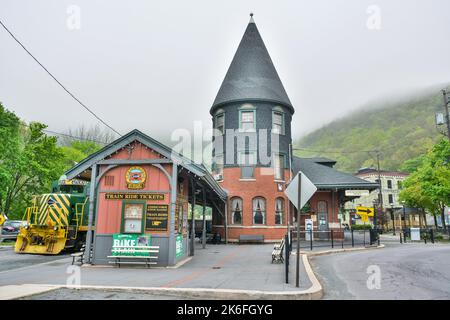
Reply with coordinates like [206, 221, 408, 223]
[289, 229, 379, 251]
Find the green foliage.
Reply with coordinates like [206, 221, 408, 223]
[399, 139, 450, 220]
[61, 140, 102, 170]
[295, 90, 445, 173]
[0, 103, 66, 219]
[351, 224, 372, 230]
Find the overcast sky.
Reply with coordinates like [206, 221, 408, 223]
[1, 0, 450, 145]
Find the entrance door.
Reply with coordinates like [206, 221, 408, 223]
[317, 201, 329, 239]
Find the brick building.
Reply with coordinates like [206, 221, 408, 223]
[209, 16, 378, 241]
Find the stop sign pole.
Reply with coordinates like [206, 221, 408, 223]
[296, 172, 301, 288]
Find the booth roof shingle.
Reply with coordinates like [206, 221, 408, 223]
[292, 157, 379, 190]
[211, 17, 294, 114]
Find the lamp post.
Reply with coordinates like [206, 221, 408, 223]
[401, 201, 407, 231]
[390, 204, 395, 235]
[372, 199, 379, 231]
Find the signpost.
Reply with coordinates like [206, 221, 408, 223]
[285, 171, 317, 287]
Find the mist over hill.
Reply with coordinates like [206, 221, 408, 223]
[294, 86, 448, 173]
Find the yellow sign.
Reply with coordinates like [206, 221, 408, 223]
[105, 193, 164, 200]
[126, 166, 147, 189]
[361, 214, 369, 223]
[0, 214, 6, 226]
[356, 206, 374, 217]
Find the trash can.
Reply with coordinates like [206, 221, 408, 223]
[369, 229, 379, 245]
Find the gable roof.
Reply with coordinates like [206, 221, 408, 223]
[211, 17, 294, 114]
[65, 129, 227, 199]
[292, 157, 379, 190]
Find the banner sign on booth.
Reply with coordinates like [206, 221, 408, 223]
[105, 193, 165, 200]
[111, 234, 152, 256]
[176, 234, 183, 258]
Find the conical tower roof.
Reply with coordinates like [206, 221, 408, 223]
[211, 15, 294, 114]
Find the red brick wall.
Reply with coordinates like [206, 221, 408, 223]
[213, 167, 290, 241]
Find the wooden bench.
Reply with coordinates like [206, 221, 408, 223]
[71, 244, 86, 265]
[238, 234, 264, 244]
[271, 238, 285, 263]
[107, 245, 159, 268]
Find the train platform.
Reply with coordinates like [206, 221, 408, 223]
[0, 242, 322, 299]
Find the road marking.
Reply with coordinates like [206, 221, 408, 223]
[0, 256, 71, 275]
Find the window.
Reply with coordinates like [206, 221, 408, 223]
[122, 202, 144, 234]
[231, 197, 243, 225]
[253, 197, 266, 224]
[275, 198, 284, 225]
[388, 194, 394, 204]
[387, 180, 392, 189]
[215, 113, 225, 134]
[213, 154, 224, 177]
[240, 110, 255, 131]
[273, 154, 285, 181]
[272, 111, 284, 134]
[239, 151, 256, 179]
[398, 181, 402, 190]
[317, 201, 327, 214]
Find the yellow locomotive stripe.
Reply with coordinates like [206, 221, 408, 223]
[50, 195, 69, 225]
[60, 194, 70, 207]
[38, 195, 51, 225]
[50, 202, 68, 225]
[48, 207, 63, 225]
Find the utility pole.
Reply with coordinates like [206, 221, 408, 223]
[442, 89, 450, 142]
[376, 151, 384, 230]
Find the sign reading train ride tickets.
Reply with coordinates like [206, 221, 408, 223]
[176, 234, 183, 258]
[146, 204, 169, 231]
[105, 193, 165, 200]
[111, 234, 152, 256]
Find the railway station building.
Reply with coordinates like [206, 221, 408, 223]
[64, 15, 378, 266]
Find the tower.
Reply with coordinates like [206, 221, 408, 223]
[211, 14, 295, 241]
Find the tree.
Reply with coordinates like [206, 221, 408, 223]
[0, 103, 66, 219]
[399, 139, 450, 230]
[61, 140, 102, 170]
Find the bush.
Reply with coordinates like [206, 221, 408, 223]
[351, 224, 373, 230]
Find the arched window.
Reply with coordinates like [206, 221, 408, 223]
[231, 197, 243, 225]
[253, 197, 266, 225]
[317, 201, 328, 214]
[275, 198, 284, 225]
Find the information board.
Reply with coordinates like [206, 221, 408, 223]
[146, 204, 169, 231]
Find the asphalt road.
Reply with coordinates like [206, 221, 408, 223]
[310, 243, 450, 299]
[0, 246, 70, 272]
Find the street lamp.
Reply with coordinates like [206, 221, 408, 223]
[401, 200, 407, 230]
[390, 203, 396, 235]
[372, 199, 379, 230]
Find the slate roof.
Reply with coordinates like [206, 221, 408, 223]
[211, 17, 294, 114]
[65, 129, 227, 200]
[292, 157, 379, 190]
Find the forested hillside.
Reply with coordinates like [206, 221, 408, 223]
[295, 88, 447, 173]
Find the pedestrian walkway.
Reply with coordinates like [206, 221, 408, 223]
[0, 242, 321, 299]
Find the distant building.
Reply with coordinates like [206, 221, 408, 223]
[345, 168, 410, 226]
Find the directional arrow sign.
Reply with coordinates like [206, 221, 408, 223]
[356, 206, 374, 217]
[285, 171, 317, 210]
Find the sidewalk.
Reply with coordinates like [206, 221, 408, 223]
[0, 242, 321, 299]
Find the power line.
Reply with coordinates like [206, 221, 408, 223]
[43, 129, 109, 145]
[292, 147, 381, 154]
[22, 123, 109, 145]
[0, 18, 122, 137]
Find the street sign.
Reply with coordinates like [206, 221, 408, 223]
[356, 206, 374, 217]
[345, 190, 370, 197]
[361, 214, 369, 223]
[285, 171, 317, 210]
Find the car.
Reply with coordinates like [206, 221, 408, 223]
[1, 220, 24, 239]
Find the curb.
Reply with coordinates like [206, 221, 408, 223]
[305, 244, 385, 257]
[2, 255, 322, 300]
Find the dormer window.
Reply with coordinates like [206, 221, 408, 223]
[215, 113, 225, 134]
[272, 108, 285, 135]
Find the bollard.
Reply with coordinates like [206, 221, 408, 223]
[351, 229, 354, 247]
[285, 234, 289, 284]
[400, 232, 403, 243]
[331, 230, 334, 248]
[310, 229, 313, 251]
